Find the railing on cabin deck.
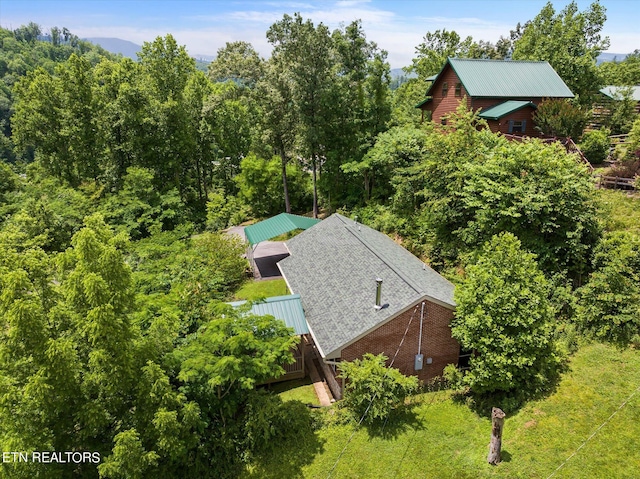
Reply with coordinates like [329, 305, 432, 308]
[283, 351, 305, 377]
[563, 137, 595, 173]
[259, 342, 305, 385]
[597, 175, 637, 190]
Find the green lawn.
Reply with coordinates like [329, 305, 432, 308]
[269, 377, 319, 405]
[247, 343, 640, 479]
[596, 189, 640, 236]
[233, 278, 289, 301]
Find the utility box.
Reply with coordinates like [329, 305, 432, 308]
[414, 354, 424, 371]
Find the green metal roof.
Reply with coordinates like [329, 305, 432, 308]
[244, 213, 321, 245]
[427, 58, 574, 99]
[228, 294, 309, 335]
[415, 97, 432, 108]
[478, 100, 537, 120]
[600, 86, 640, 102]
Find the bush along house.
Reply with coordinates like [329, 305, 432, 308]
[416, 57, 575, 136]
[277, 214, 459, 400]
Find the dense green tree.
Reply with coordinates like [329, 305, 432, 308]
[208, 41, 264, 89]
[1, 214, 301, 478]
[408, 29, 474, 80]
[576, 232, 640, 345]
[324, 21, 392, 208]
[601, 86, 639, 135]
[579, 128, 611, 164]
[235, 154, 311, 217]
[392, 105, 600, 279]
[512, 1, 609, 105]
[451, 232, 561, 396]
[100, 167, 184, 240]
[12, 54, 103, 185]
[256, 59, 298, 213]
[201, 81, 252, 195]
[598, 50, 640, 86]
[342, 125, 430, 202]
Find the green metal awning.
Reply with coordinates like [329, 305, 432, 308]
[415, 97, 432, 108]
[478, 100, 536, 120]
[244, 213, 320, 245]
[228, 294, 309, 335]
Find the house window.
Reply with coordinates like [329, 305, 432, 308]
[508, 119, 526, 134]
[458, 347, 472, 369]
[441, 117, 447, 126]
[455, 82, 462, 97]
[442, 82, 448, 97]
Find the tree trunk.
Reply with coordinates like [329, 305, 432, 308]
[280, 151, 291, 214]
[312, 156, 318, 219]
[487, 407, 506, 465]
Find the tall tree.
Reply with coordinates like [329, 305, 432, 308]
[208, 41, 264, 89]
[256, 59, 298, 212]
[12, 54, 102, 186]
[408, 29, 475, 80]
[267, 13, 336, 218]
[512, 1, 609, 105]
[325, 20, 392, 208]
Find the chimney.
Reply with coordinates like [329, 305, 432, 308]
[374, 278, 383, 309]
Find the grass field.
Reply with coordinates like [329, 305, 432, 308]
[233, 278, 289, 301]
[247, 342, 640, 479]
[596, 189, 640, 236]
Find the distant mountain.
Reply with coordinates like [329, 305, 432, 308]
[597, 52, 629, 64]
[84, 37, 141, 59]
[84, 38, 213, 70]
[390, 68, 415, 80]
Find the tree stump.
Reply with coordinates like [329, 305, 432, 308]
[487, 407, 506, 465]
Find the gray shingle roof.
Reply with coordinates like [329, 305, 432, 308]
[277, 214, 455, 359]
[427, 58, 574, 99]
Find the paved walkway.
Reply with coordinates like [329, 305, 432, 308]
[304, 341, 333, 407]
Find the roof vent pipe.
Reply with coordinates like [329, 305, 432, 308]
[374, 278, 383, 310]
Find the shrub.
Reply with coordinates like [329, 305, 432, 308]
[206, 190, 249, 231]
[533, 99, 590, 139]
[575, 231, 640, 345]
[579, 128, 610, 164]
[339, 353, 418, 424]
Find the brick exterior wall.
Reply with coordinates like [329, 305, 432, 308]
[341, 299, 459, 384]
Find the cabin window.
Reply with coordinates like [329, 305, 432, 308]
[442, 82, 448, 97]
[508, 119, 526, 133]
[441, 117, 447, 125]
[455, 82, 462, 97]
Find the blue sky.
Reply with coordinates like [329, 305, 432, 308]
[1, 0, 638, 67]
